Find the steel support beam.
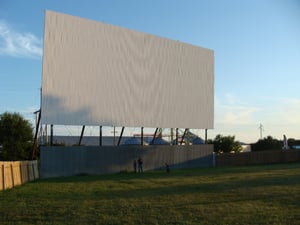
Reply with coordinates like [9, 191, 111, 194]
[45, 124, 48, 144]
[117, 127, 125, 146]
[113, 126, 116, 146]
[176, 128, 179, 145]
[50, 124, 53, 146]
[141, 127, 144, 146]
[31, 109, 41, 160]
[180, 128, 188, 145]
[78, 125, 85, 146]
[99, 126, 102, 146]
[170, 128, 174, 145]
[150, 128, 158, 145]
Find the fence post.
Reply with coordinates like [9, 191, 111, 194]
[2, 164, 5, 190]
[32, 163, 35, 180]
[20, 163, 23, 184]
[27, 162, 30, 181]
[10, 164, 14, 188]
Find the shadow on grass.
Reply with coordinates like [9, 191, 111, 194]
[104, 173, 300, 197]
[34, 164, 300, 206]
[38, 162, 300, 183]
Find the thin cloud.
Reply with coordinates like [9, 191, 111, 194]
[216, 105, 259, 125]
[252, 96, 300, 125]
[0, 20, 42, 59]
[215, 95, 259, 125]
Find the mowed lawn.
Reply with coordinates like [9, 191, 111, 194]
[1, 163, 300, 225]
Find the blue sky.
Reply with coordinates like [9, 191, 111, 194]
[0, 0, 299, 143]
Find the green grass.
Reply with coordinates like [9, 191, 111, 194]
[1, 163, 300, 225]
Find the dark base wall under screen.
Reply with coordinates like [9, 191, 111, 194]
[40, 145, 214, 178]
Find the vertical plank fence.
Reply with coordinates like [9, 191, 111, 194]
[0, 161, 39, 191]
[216, 150, 300, 167]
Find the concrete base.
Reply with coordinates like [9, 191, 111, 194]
[40, 145, 213, 178]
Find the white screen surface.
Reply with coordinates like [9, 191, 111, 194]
[41, 11, 214, 129]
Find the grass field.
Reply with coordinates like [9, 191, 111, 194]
[1, 163, 300, 225]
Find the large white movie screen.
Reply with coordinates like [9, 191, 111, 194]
[41, 11, 214, 129]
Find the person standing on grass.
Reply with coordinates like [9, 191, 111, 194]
[165, 163, 170, 173]
[138, 157, 143, 173]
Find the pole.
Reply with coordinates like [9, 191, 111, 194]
[113, 126, 116, 146]
[141, 127, 144, 146]
[151, 128, 158, 145]
[99, 126, 102, 146]
[50, 124, 53, 146]
[45, 124, 48, 144]
[176, 128, 178, 145]
[117, 127, 125, 146]
[78, 125, 85, 146]
[170, 128, 174, 145]
[31, 110, 41, 159]
[180, 129, 188, 145]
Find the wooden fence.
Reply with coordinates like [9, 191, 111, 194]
[0, 161, 39, 191]
[216, 150, 300, 167]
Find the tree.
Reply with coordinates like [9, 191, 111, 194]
[0, 112, 33, 160]
[251, 136, 282, 151]
[211, 134, 242, 153]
